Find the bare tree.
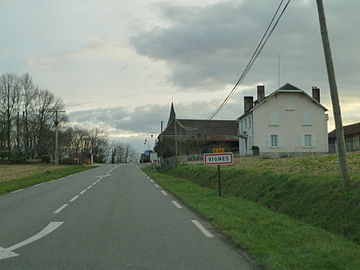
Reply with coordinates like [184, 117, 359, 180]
[0, 73, 22, 150]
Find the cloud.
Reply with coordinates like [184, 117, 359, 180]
[68, 96, 246, 136]
[130, 0, 360, 97]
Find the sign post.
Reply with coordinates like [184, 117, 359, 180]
[203, 152, 234, 197]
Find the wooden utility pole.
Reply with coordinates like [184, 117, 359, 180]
[50, 110, 65, 166]
[316, 0, 350, 191]
[174, 118, 178, 167]
[160, 121, 164, 165]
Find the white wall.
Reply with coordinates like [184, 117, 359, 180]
[238, 114, 253, 156]
[252, 92, 328, 154]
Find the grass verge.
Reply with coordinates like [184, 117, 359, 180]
[162, 164, 360, 244]
[143, 167, 360, 270]
[0, 165, 97, 194]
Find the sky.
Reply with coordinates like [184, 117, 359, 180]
[1, 0, 359, 153]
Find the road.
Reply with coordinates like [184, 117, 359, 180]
[0, 164, 257, 269]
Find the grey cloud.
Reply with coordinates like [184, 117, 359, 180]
[130, 0, 360, 97]
[68, 97, 246, 136]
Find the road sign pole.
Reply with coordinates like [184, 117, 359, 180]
[217, 165, 221, 197]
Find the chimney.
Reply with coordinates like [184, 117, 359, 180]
[244, 96, 254, 113]
[312, 86, 320, 103]
[257, 85, 265, 102]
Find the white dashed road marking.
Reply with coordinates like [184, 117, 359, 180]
[191, 220, 214, 238]
[69, 195, 79, 202]
[11, 189, 24, 194]
[54, 204, 68, 214]
[171, 201, 183, 209]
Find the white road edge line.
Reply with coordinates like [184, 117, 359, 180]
[150, 179, 154, 183]
[54, 204, 68, 214]
[171, 201, 183, 209]
[79, 190, 87, 195]
[161, 190, 168, 196]
[191, 220, 214, 238]
[154, 184, 160, 188]
[11, 189, 24, 194]
[0, 222, 64, 260]
[69, 195, 79, 202]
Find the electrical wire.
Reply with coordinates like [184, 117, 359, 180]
[208, 0, 291, 120]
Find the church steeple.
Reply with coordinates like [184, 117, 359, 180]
[167, 102, 176, 127]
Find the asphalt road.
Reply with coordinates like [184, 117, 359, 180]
[0, 164, 257, 269]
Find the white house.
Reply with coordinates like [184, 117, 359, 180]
[238, 83, 328, 157]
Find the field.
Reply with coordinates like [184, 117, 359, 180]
[0, 164, 96, 194]
[232, 152, 360, 183]
[0, 164, 64, 183]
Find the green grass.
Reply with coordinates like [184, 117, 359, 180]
[161, 163, 360, 244]
[0, 165, 97, 194]
[143, 167, 360, 270]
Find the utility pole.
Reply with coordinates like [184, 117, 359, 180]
[50, 110, 65, 166]
[316, 0, 350, 191]
[160, 121, 164, 166]
[174, 118, 178, 167]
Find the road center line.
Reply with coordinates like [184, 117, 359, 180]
[87, 186, 92, 189]
[191, 220, 214, 238]
[171, 201, 183, 209]
[161, 190, 168, 196]
[69, 195, 79, 202]
[54, 204, 68, 214]
[79, 189, 87, 195]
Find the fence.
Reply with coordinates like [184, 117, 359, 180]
[329, 142, 360, 153]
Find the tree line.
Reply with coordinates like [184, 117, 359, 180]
[0, 73, 136, 164]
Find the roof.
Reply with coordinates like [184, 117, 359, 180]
[161, 119, 238, 141]
[238, 83, 328, 120]
[277, 83, 301, 91]
[328, 122, 360, 139]
[167, 102, 176, 127]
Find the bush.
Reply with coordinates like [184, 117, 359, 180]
[60, 158, 80, 165]
[0, 151, 26, 163]
[40, 154, 51, 164]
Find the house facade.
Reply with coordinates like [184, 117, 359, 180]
[238, 83, 329, 157]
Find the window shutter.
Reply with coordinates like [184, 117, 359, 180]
[278, 135, 282, 147]
[300, 134, 305, 147]
[312, 134, 316, 147]
[266, 135, 271, 147]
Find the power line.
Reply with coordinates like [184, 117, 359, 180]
[209, 0, 291, 120]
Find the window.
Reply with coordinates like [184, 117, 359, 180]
[270, 135, 278, 147]
[304, 134, 312, 147]
[286, 97, 295, 110]
[302, 112, 312, 126]
[269, 112, 278, 126]
[302, 134, 315, 148]
[240, 120, 243, 131]
[244, 118, 247, 129]
[248, 117, 252, 128]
